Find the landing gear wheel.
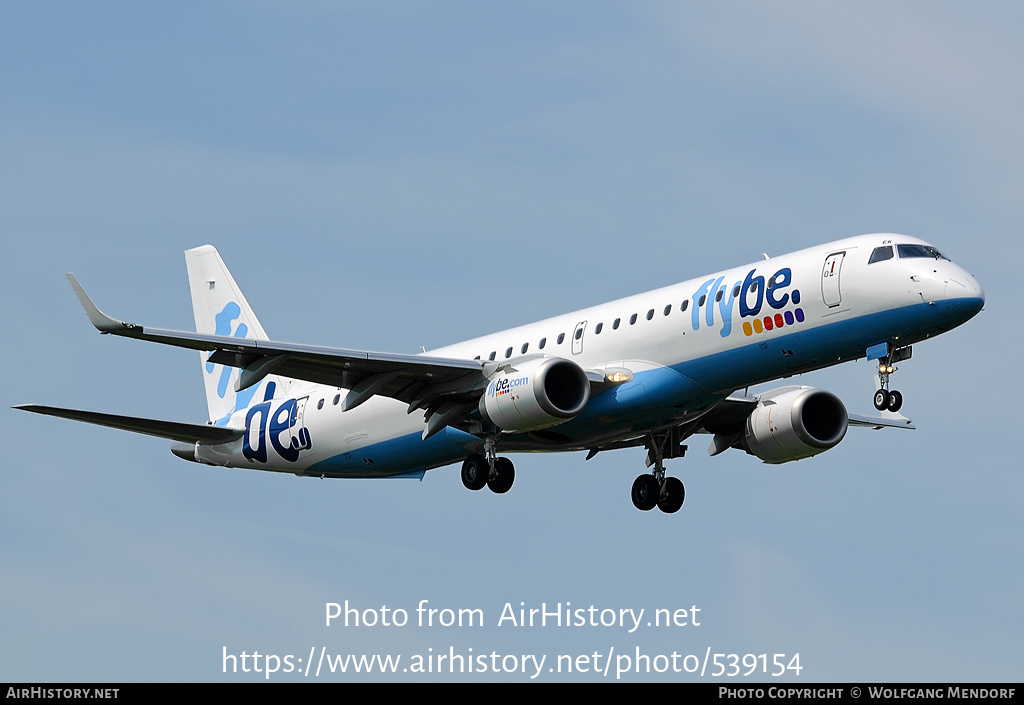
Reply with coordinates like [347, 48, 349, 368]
[631, 474, 660, 511]
[873, 389, 889, 411]
[887, 390, 903, 413]
[461, 454, 489, 491]
[488, 457, 515, 494]
[657, 477, 686, 514]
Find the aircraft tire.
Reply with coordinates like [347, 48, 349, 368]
[461, 454, 490, 491]
[887, 390, 903, 413]
[488, 457, 515, 494]
[873, 389, 889, 411]
[657, 477, 685, 514]
[631, 474, 659, 511]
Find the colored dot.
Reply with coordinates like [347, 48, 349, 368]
[774, 313, 784, 328]
[753, 319, 763, 334]
[792, 289, 801, 304]
[763, 316, 774, 331]
[784, 311, 794, 325]
[743, 321, 753, 336]
[795, 308, 805, 322]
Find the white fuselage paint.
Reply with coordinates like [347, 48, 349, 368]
[199, 234, 983, 478]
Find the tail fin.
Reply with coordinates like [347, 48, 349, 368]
[185, 245, 272, 425]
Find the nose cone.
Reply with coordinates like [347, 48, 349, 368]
[944, 268, 985, 321]
[955, 268, 984, 302]
[968, 274, 985, 303]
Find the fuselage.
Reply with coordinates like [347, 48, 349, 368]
[202, 233, 983, 478]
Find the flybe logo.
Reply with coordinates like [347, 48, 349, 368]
[488, 376, 529, 397]
[690, 267, 806, 338]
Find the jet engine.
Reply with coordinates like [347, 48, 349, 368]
[740, 387, 848, 464]
[479, 357, 590, 433]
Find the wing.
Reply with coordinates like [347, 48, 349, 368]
[846, 413, 915, 430]
[68, 273, 610, 434]
[700, 393, 914, 430]
[583, 392, 915, 460]
[699, 394, 914, 432]
[68, 272, 488, 412]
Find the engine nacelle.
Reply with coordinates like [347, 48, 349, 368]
[479, 357, 590, 433]
[741, 387, 849, 464]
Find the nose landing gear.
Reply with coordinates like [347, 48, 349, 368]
[873, 346, 912, 413]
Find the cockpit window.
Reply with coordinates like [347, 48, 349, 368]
[897, 244, 948, 260]
[868, 246, 894, 264]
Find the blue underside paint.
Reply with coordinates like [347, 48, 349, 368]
[305, 297, 983, 477]
[307, 426, 479, 477]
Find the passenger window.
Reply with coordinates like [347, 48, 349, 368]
[646, 309, 654, 320]
[521, 343, 529, 354]
[715, 289, 723, 302]
[663, 304, 672, 316]
[488, 351, 496, 361]
[505, 347, 513, 358]
[575, 328, 583, 340]
[557, 333, 565, 344]
[698, 295, 706, 307]
[613, 318, 620, 330]
[595, 323, 603, 334]
[317, 398, 324, 410]
[539, 338, 547, 349]
[333, 394, 340, 405]
[732, 285, 740, 297]
[869, 246, 894, 264]
[630, 314, 637, 325]
[681, 300, 689, 312]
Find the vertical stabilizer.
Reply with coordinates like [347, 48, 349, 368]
[185, 246, 271, 425]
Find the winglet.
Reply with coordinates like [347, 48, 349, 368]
[66, 273, 135, 333]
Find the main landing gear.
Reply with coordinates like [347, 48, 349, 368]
[461, 430, 690, 514]
[631, 431, 687, 514]
[873, 348, 911, 413]
[461, 436, 515, 495]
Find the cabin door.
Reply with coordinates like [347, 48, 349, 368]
[571, 321, 587, 355]
[821, 251, 846, 308]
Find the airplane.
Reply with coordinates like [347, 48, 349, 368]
[16, 233, 984, 514]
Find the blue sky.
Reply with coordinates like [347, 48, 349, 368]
[2, 2, 1021, 681]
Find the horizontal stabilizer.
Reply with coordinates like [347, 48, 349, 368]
[14, 405, 243, 443]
